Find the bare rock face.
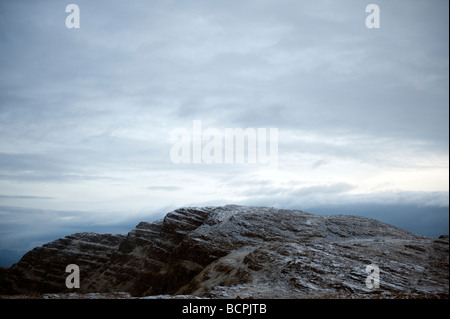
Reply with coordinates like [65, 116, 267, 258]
[0, 232, 125, 294]
[0, 205, 448, 298]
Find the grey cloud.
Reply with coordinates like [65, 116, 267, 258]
[0, 195, 53, 200]
[1, 0, 447, 146]
[240, 182, 355, 198]
[0, 152, 119, 183]
[0, 205, 160, 251]
[277, 135, 448, 170]
[311, 159, 329, 169]
[240, 189, 449, 209]
[0, 153, 65, 172]
[147, 186, 182, 191]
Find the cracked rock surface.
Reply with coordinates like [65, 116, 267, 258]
[0, 205, 448, 298]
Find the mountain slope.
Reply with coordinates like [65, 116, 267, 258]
[0, 205, 448, 298]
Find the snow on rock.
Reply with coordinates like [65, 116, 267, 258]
[0, 205, 448, 298]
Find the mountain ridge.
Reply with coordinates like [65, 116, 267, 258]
[0, 205, 448, 298]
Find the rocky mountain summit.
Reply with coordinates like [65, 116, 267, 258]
[0, 205, 448, 298]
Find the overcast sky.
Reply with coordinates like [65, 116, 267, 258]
[0, 0, 448, 256]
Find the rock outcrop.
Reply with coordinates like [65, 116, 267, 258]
[0, 205, 448, 298]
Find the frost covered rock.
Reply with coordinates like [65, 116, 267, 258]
[0, 205, 448, 298]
